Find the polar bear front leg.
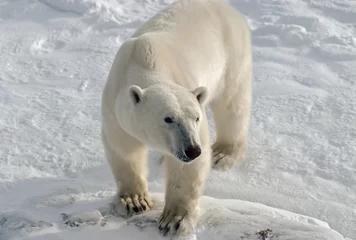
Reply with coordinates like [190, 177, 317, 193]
[102, 128, 153, 218]
[210, 68, 252, 171]
[159, 150, 211, 236]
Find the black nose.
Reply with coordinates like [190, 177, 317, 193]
[184, 146, 201, 160]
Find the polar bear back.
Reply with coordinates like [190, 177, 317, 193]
[128, 0, 251, 101]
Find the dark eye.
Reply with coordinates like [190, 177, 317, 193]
[164, 117, 174, 124]
[196, 117, 200, 122]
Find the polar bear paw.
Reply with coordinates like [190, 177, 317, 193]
[212, 142, 246, 171]
[110, 192, 153, 218]
[158, 207, 197, 236]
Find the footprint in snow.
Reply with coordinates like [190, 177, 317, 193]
[0, 211, 53, 233]
[61, 210, 106, 227]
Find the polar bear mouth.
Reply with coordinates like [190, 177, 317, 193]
[175, 154, 196, 163]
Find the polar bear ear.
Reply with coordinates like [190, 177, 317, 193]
[128, 85, 145, 104]
[191, 86, 208, 105]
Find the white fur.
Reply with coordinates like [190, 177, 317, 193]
[101, 0, 252, 236]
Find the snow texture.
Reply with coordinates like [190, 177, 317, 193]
[0, 0, 355, 239]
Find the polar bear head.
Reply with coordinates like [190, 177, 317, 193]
[127, 84, 208, 163]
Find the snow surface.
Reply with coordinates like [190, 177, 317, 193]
[0, 0, 355, 239]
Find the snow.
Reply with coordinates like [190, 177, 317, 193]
[0, 0, 355, 239]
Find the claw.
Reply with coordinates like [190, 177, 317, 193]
[174, 221, 180, 231]
[163, 226, 170, 236]
[115, 193, 153, 217]
[214, 154, 226, 165]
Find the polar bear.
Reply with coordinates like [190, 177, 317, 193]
[101, 0, 252, 236]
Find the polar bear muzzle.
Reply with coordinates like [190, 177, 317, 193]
[171, 123, 202, 163]
[183, 145, 201, 161]
[175, 143, 201, 163]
